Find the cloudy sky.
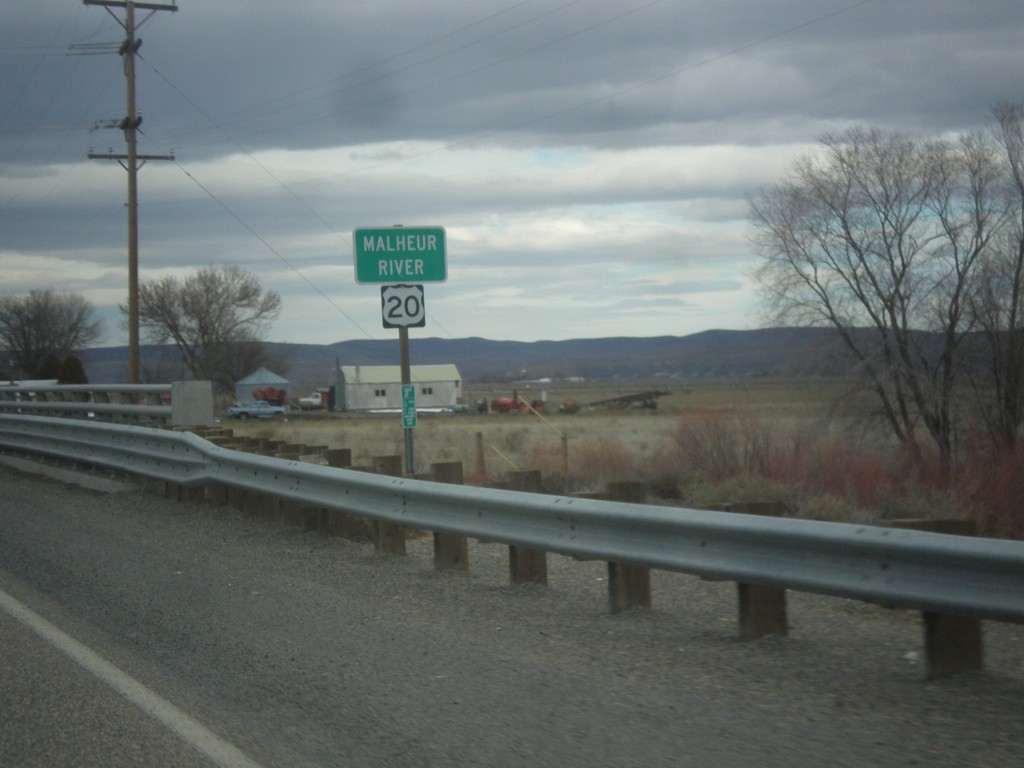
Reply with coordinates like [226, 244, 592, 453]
[2, 1, 1023, 347]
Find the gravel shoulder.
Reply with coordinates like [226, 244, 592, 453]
[1, 465, 1022, 767]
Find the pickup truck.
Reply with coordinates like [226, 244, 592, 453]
[226, 400, 287, 419]
[297, 391, 326, 410]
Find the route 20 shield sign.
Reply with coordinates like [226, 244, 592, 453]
[380, 284, 426, 328]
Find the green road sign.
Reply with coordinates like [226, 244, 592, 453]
[353, 226, 447, 284]
[402, 384, 417, 428]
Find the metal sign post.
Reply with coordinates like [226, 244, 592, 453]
[400, 328, 416, 474]
[383, 285, 424, 474]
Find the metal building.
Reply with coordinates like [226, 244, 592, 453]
[338, 364, 462, 411]
[234, 367, 290, 407]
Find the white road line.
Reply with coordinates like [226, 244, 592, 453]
[0, 588, 265, 768]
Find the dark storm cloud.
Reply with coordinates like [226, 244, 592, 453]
[3, 1, 1024, 343]
[5, 1, 1022, 162]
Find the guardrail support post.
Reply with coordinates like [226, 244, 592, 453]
[431, 461, 469, 571]
[315, 448, 354, 534]
[248, 491, 280, 521]
[324, 448, 353, 469]
[507, 470, 548, 585]
[923, 612, 983, 680]
[718, 502, 789, 640]
[278, 449, 322, 530]
[606, 481, 652, 613]
[509, 547, 548, 585]
[738, 583, 788, 640]
[372, 455, 406, 555]
[885, 519, 983, 679]
[608, 561, 651, 613]
[203, 483, 229, 506]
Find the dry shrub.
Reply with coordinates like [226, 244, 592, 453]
[666, 411, 967, 523]
[571, 437, 637, 485]
[958, 444, 1024, 538]
[523, 436, 638, 492]
[796, 493, 869, 523]
[679, 474, 794, 510]
[670, 409, 774, 481]
[765, 437, 895, 510]
[524, 442, 567, 477]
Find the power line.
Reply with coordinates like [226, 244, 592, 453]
[170, 160, 376, 341]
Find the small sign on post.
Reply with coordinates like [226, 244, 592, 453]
[402, 384, 417, 429]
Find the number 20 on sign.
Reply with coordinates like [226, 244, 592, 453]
[380, 284, 426, 328]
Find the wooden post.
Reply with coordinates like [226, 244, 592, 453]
[315, 447, 353, 535]
[608, 561, 651, 613]
[247, 492, 280, 521]
[431, 461, 469, 571]
[227, 485, 247, 511]
[884, 518, 983, 679]
[738, 583, 788, 640]
[923, 612, 984, 679]
[372, 454, 406, 555]
[203, 483, 229, 506]
[475, 431, 486, 481]
[712, 502, 789, 640]
[279, 498, 313, 529]
[507, 470, 547, 585]
[324, 448, 353, 468]
[605, 481, 651, 613]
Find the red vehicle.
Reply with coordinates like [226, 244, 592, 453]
[252, 387, 287, 406]
[490, 397, 529, 414]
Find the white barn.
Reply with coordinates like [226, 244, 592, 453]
[338, 364, 462, 411]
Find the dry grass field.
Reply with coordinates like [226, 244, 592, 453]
[222, 378, 1022, 538]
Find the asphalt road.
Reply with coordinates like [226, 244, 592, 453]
[1, 465, 1022, 767]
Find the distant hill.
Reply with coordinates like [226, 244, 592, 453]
[78, 327, 864, 388]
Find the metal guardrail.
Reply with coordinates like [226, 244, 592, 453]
[2, 413, 1022, 625]
[0, 382, 213, 426]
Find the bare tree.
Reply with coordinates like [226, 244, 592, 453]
[0, 289, 102, 378]
[967, 103, 1024, 448]
[135, 265, 282, 392]
[750, 127, 1005, 480]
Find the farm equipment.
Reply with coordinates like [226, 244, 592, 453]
[251, 387, 287, 406]
[580, 390, 671, 410]
[490, 396, 530, 414]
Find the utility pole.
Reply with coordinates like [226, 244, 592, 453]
[84, 1, 177, 383]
